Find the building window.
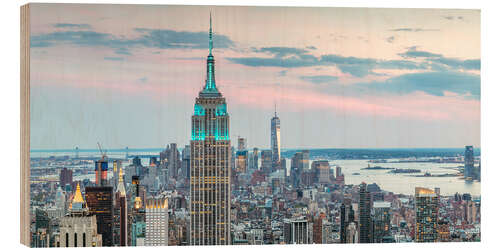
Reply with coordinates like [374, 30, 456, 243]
[65, 233, 69, 247]
[74, 233, 78, 247]
[83, 233, 86, 247]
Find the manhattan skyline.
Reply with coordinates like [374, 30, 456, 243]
[29, 4, 480, 150]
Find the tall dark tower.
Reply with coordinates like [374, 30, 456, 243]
[190, 13, 231, 245]
[359, 183, 372, 243]
[464, 146, 474, 179]
[270, 105, 281, 169]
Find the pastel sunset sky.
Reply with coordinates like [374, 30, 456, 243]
[29, 3, 480, 150]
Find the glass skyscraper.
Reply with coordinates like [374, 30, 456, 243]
[271, 109, 281, 168]
[189, 14, 231, 245]
[415, 187, 439, 242]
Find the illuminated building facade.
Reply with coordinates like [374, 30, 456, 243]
[145, 199, 168, 246]
[58, 183, 102, 247]
[373, 201, 391, 243]
[415, 187, 439, 242]
[359, 183, 372, 243]
[189, 14, 231, 245]
[85, 186, 114, 246]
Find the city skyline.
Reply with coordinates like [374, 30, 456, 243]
[23, 3, 482, 248]
[29, 4, 480, 150]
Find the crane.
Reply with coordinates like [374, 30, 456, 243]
[97, 142, 107, 160]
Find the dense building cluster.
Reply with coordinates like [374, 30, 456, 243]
[28, 16, 481, 247]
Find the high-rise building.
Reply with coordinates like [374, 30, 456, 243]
[283, 218, 309, 244]
[336, 166, 342, 179]
[181, 145, 191, 179]
[437, 221, 450, 242]
[359, 183, 372, 243]
[311, 160, 330, 184]
[236, 150, 248, 174]
[238, 137, 246, 151]
[189, 14, 231, 245]
[260, 150, 273, 173]
[271, 109, 281, 168]
[415, 187, 439, 242]
[131, 176, 146, 246]
[372, 201, 391, 243]
[251, 148, 259, 170]
[115, 168, 127, 246]
[340, 198, 355, 243]
[145, 199, 168, 246]
[94, 159, 108, 186]
[55, 186, 66, 213]
[464, 146, 474, 179]
[290, 150, 309, 187]
[59, 168, 73, 188]
[312, 213, 328, 244]
[58, 183, 102, 247]
[465, 200, 477, 224]
[85, 186, 114, 246]
[346, 222, 359, 243]
[112, 160, 122, 190]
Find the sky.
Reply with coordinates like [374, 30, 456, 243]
[29, 3, 480, 150]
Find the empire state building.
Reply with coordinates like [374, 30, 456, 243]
[189, 14, 231, 245]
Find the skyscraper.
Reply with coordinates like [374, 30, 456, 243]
[85, 186, 114, 246]
[189, 14, 231, 245]
[145, 199, 168, 246]
[340, 198, 355, 243]
[260, 150, 273, 173]
[59, 168, 73, 188]
[58, 183, 102, 247]
[94, 159, 108, 186]
[372, 201, 391, 243]
[283, 218, 309, 244]
[271, 108, 281, 168]
[415, 187, 439, 242]
[251, 147, 259, 170]
[311, 160, 330, 184]
[115, 168, 127, 246]
[237, 137, 246, 151]
[359, 183, 372, 243]
[464, 146, 474, 179]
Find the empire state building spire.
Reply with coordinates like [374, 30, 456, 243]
[209, 12, 213, 56]
[201, 12, 220, 97]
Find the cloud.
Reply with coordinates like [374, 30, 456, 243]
[389, 28, 440, 32]
[104, 57, 124, 61]
[31, 31, 115, 48]
[300, 75, 339, 84]
[133, 28, 234, 49]
[428, 58, 480, 70]
[399, 48, 480, 70]
[114, 48, 132, 55]
[138, 77, 148, 83]
[278, 70, 287, 76]
[399, 50, 441, 58]
[254, 46, 309, 57]
[386, 36, 395, 43]
[30, 28, 235, 52]
[358, 71, 480, 99]
[53, 23, 92, 29]
[228, 47, 428, 77]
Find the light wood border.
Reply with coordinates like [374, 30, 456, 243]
[20, 3, 31, 247]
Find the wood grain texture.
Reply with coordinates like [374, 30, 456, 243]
[20, 3, 30, 246]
